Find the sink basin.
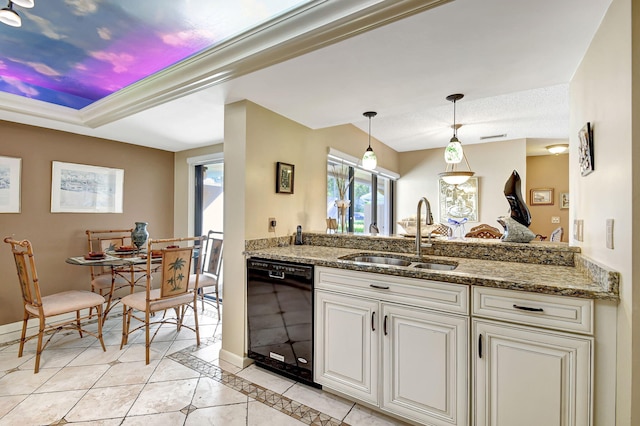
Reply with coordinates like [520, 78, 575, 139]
[413, 262, 457, 271]
[350, 256, 412, 267]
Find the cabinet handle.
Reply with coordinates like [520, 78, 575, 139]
[512, 304, 544, 312]
[371, 311, 376, 332]
[370, 284, 390, 290]
[478, 334, 483, 359]
[267, 271, 285, 280]
[383, 315, 388, 336]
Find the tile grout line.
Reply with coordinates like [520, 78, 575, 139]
[168, 348, 349, 426]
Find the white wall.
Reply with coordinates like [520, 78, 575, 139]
[569, 0, 637, 423]
[396, 139, 526, 231]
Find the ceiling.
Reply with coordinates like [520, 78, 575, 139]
[0, 0, 612, 156]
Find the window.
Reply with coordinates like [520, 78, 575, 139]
[327, 156, 395, 235]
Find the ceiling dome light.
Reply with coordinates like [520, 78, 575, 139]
[546, 144, 569, 154]
[439, 93, 474, 185]
[0, 2, 21, 27]
[362, 111, 377, 170]
[11, 0, 33, 8]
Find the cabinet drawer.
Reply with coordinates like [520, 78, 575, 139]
[316, 267, 468, 315]
[472, 286, 593, 334]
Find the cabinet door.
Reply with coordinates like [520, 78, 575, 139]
[314, 290, 379, 404]
[473, 320, 592, 426]
[382, 303, 468, 426]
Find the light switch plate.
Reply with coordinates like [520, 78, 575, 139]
[606, 219, 614, 249]
[574, 219, 584, 242]
[551, 216, 560, 224]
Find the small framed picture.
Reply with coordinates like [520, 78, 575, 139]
[0, 155, 21, 213]
[578, 122, 594, 176]
[530, 188, 554, 206]
[276, 162, 294, 194]
[560, 192, 569, 209]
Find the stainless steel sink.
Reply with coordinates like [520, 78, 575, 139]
[341, 253, 457, 270]
[350, 256, 412, 267]
[413, 262, 457, 271]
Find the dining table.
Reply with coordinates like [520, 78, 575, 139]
[66, 249, 161, 322]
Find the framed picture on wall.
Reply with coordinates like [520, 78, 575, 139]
[438, 177, 479, 222]
[560, 192, 569, 209]
[51, 161, 124, 213]
[0, 155, 21, 213]
[530, 188, 554, 206]
[276, 162, 294, 194]
[578, 122, 594, 176]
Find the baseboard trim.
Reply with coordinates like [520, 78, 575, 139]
[219, 348, 252, 369]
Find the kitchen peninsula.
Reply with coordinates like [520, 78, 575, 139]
[245, 232, 619, 426]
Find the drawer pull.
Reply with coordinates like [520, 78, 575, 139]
[513, 304, 544, 312]
[371, 311, 376, 332]
[370, 284, 390, 290]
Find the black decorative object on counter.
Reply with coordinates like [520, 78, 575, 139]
[503, 170, 531, 227]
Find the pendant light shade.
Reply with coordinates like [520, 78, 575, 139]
[0, 2, 21, 27]
[362, 111, 377, 170]
[11, 0, 33, 8]
[439, 93, 474, 185]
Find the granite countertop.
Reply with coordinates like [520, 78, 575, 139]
[244, 242, 619, 301]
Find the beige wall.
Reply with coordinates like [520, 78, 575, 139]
[569, 0, 637, 423]
[0, 120, 174, 325]
[526, 154, 569, 241]
[396, 139, 526, 231]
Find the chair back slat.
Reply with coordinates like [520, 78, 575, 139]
[160, 247, 193, 298]
[146, 236, 204, 301]
[206, 238, 223, 275]
[86, 229, 133, 277]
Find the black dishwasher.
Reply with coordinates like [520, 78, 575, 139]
[247, 258, 316, 387]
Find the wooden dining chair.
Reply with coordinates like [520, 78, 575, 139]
[189, 230, 223, 314]
[86, 228, 146, 322]
[4, 237, 107, 373]
[120, 236, 203, 364]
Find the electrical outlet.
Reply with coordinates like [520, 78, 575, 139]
[606, 219, 614, 249]
[551, 216, 560, 224]
[268, 217, 276, 232]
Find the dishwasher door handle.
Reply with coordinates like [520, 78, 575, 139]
[268, 271, 285, 280]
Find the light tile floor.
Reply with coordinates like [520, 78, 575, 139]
[0, 306, 409, 426]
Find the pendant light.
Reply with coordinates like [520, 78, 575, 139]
[0, 2, 21, 27]
[439, 93, 474, 185]
[11, 0, 33, 8]
[362, 111, 377, 170]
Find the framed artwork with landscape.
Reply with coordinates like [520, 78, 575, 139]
[276, 162, 294, 194]
[51, 161, 124, 213]
[0, 155, 21, 213]
[530, 188, 554, 206]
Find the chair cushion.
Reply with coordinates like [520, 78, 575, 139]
[188, 273, 217, 289]
[121, 289, 194, 312]
[25, 290, 105, 317]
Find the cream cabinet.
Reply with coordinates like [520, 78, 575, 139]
[472, 287, 594, 426]
[315, 267, 469, 426]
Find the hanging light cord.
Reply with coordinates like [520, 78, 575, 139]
[368, 116, 372, 148]
[452, 98, 457, 138]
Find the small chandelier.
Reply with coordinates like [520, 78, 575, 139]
[362, 111, 377, 170]
[439, 93, 474, 185]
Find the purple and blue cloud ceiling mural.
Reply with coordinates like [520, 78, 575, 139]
[0, 0, 309, 109]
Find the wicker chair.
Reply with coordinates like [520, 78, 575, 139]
[120, 236, 203, 364]
[4, 237, 106, 373]
[86, 228, 147, 323]
[189, 230, 222, 314]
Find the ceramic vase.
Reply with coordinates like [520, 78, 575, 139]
[131, 222, 149, 250]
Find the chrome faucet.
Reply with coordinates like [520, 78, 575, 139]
[416, 197, 434, 255]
